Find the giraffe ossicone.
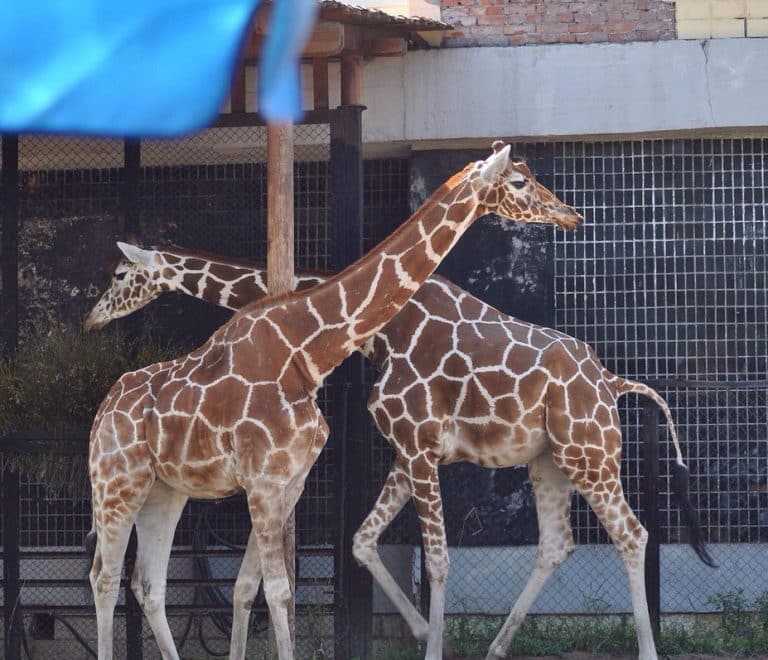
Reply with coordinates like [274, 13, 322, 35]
[86, 144, 583, 660]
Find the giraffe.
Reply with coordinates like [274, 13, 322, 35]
[87, 200, 713, 660]
[85, 143, 582, 660]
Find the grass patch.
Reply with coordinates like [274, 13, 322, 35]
[444, 590, 768, 657]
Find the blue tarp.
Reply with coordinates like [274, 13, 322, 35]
[0, 0, 317, 136]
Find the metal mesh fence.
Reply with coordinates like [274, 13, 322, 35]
[551, 137, 768, 614]
[1, 124, 412, 656]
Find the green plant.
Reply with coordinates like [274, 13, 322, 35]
[0, 322, 183, 498]
[706, 587, 752, 637]
[755, 589, 768, 630]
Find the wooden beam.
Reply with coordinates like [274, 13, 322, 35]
[230, 59, 247, 114]
[341, 53, 364, 106]
[266, 121, 296, 649]
[312, 59, 329, 110]
[364, 37, 407, 58]
[246, 19, 344, 61]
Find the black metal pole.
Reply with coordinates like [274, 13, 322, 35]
[121, 139, 145, 658]
[3, 466, 22, 660]
[1, 136, 22, 659]
[2, 135, 20, 352]
[123, 139, 141, 238]
[642, 398, 661, 638]
[124, 530, 143, 659]
[330, 104, 372, 660]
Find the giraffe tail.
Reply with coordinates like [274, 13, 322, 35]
[614, 377, 717, 568]
[84, 519, 97, 573]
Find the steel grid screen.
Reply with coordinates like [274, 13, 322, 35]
[363, 158, 414, 544]
[140, 124, 336, 549]
[551, 138, 768, 546]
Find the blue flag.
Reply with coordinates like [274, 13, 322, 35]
[0, 0, 317, 136]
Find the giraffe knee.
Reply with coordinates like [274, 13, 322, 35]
[424, 551, 449, 584]
[92, 571, 121, 599]
[132, 578, 166, 615]
[352, 530, 378, 567]
[233, 577, 260, 612]
[263, 575, 291, 607]
[537, 539, 574, 570]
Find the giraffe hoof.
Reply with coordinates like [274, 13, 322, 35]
[484, 646, 505, 660]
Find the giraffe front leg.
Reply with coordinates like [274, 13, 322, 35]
[229, 530, 263, 660]
[486, 452, 575, 659]
[352, 457, 430, 641]
[407, 452, 449, 660]
[90, 525, 133, 660]
[247, 482, 295, 660]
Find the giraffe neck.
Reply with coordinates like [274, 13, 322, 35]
[154, 247, 326, 309]
[257, 166, 481, 385]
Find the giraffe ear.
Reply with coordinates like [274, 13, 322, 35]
[480, 144, 511, 183]
[117, 241, 155, 269]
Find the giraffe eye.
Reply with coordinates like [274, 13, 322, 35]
[115, 272, 127, 281]
[511, 179, 526, 190]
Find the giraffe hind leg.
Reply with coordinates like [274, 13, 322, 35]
[131, 480, 188, 660]
[352, 457, 430, 642]
[547, 409, 658, 660]
[486, 452, 576, 659]
[90, 516, 139, 660]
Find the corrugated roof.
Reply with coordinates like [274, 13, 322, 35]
[317, 1, 452, 31]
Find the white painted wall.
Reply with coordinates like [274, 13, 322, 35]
[321, 38, 768, 148]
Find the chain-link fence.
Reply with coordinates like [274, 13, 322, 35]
[0, 125, 412, 657]
[3, 132, 768, 655]
[551, 138, 768, 619]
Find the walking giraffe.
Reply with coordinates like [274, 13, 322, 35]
[87, 167, 713, 660]
[86, 143, 582, 660]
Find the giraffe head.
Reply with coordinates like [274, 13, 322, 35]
[83, 242, 164, 331]
[470, 141, 582, 230]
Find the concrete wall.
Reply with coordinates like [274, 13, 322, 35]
[375, 543, 768, 615]
[315, 38, 768, 150]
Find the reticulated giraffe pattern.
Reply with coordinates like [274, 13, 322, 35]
[91, 233, 714, 660]
[86, 143, 582, 660]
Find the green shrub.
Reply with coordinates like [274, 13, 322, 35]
[0, 322, 182, 498]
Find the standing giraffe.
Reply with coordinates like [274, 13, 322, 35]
[86, 143, 582, 660]
[87, 199, 712, 660]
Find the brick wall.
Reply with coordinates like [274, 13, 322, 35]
[442, 0, 676, 47]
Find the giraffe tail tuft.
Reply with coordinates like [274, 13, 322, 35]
[614, 376, 717, 569]
[672, 462, 717, 568]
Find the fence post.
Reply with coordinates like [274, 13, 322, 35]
[3, 465, 22, 660]
[123, 139, 141, 237]
[124, 529, 144, 657]
[330, 103, 372, 659]
[642, 398, 661, 638]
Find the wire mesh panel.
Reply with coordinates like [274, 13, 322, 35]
[363, 158, 414, 544]
[551, 138, 768, 612]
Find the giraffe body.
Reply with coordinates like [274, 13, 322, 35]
[86, 144, 581, 660]
[89, 240, 714, 660]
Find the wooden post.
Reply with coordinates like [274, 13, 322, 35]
[267, 121, 296, 652]
[341, 54, 364, 106]
[267, 122, 294, 296]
